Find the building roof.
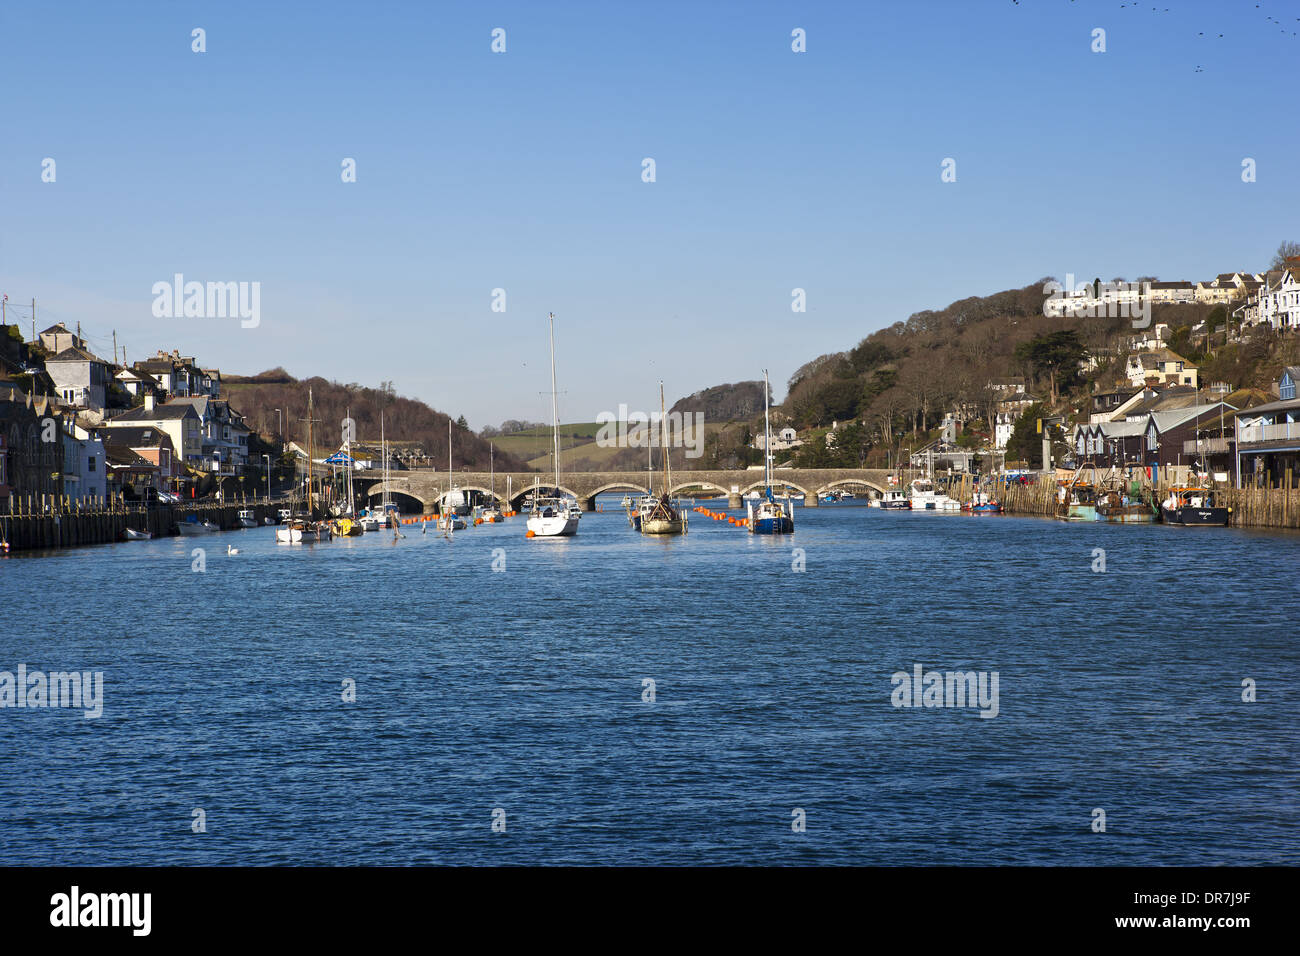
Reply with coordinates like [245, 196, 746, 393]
[95, 425, 173, 448]
[1150, 280, 1194, 289]
[1149, 403, 1234, 433]
[48, 345, 108, 364]
[103, 444, 156, 469]
[106, 403, 199, 423]
[1243, 396, 1300, 417]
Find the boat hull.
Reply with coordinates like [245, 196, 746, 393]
[641, 517, 685, 535]
[750, 516, 794, 534]
[1161, 506, 1229, 526]
[1097, 506, 1156, 523]
[1055, 505, 1097, 521]
[527, 514, 579, 537]
[176, 521, 218, 535]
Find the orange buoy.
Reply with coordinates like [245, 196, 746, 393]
[525, 529, 535, 538]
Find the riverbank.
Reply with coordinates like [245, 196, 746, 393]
[990, 476, 1300, 530]
[1, 498, 280, 552]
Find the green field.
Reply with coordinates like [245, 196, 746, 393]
[492, 422, 603, 464]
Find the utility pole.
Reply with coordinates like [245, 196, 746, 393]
[113, 330, 118, 365]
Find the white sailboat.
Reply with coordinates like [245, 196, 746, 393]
[748, 369, 795, 534]
[439, 420, 468, 531]
[527, 313, 579, 538]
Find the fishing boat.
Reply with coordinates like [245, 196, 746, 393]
[121, 527, 152, 540]
[871, 488, 911, 510]
[640, 384, 687, 536]
[176, 515, 219, 535]
[908, 477, 960, 511]
[1160, 486, 1229, 526]
[1095, 486, 1156, 523]
[963, 491, 1003, 514]
[1054, 481, 1098, 521]
[748, 370, 795, 535]
[527, 314, 580, 538]
[237, 509, 258, 528]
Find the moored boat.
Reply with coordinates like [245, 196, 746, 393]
[963, 491, 1003, 514]
[237, 509, 258, 528]
[909, 478, 960, 511]
[121, 527, 152, 540]
[748, 369, 795, 535]
[1095, 488, 1157, 523]
[176, 515, 219, 535]
[527, 314, 581, 539]
[1055, 482, 1098, 521]
[871, 488, 911, 510]
[1160, 486, 1229, 526]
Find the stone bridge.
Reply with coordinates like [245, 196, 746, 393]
[354, 468, 894, 512]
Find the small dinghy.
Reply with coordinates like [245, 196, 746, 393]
[121, 527, 152, 540]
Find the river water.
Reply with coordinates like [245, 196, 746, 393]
[1, 498, 1297, 864]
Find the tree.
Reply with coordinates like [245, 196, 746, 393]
[456, 415, 468, 430]
[1269, 240, 1300, 271]
[1004, 402, 1044, 468]
[1013, 330, 1084, 405]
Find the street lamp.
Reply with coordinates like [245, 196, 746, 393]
[263, 454, 271, 504]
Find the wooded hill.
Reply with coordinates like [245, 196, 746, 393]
[223, 369, 530, 471]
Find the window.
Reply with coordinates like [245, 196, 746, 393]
[88, 456, 96, 472]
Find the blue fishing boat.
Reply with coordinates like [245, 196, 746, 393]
[748, 369, 795, 535]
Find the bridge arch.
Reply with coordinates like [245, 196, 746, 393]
[362, 487, 429, 514]
[813, 477, 887, 497]
[667, 480, 730, 498]
[587, 481, 652, 499]
[505, 484, 583, 509]
[741, 479, 811, 497]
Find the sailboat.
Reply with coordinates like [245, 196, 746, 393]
[482, 443, 504, 522]
[527, 313, 580, 538]
[640, 383, 687, 535]
[439, 420, 468, 531]
[330, 406, 365, 534]
[278, 387, 335, 543]
[748, 369, 795, 535]
[359, 411, 398, 531]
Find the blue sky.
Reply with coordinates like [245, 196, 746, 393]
[1, 0, 1295, 428]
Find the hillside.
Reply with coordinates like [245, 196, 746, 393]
[669, 381, 768, 421]
[223, 372, 531, 471]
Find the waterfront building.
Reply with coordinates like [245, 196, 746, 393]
[1235, 367, 1300, 484]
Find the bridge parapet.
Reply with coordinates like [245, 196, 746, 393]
[354, 468, 895, 511]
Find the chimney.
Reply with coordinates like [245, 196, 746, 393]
[144, 392, 155, 412]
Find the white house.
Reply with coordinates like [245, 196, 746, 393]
[1256, 268, 1300, 330]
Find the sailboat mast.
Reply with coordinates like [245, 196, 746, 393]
[763, 368, 772, 492]
[548, 312, 560, 491]
[307, 388, 315, 514]
[660, 382, 670, 497]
